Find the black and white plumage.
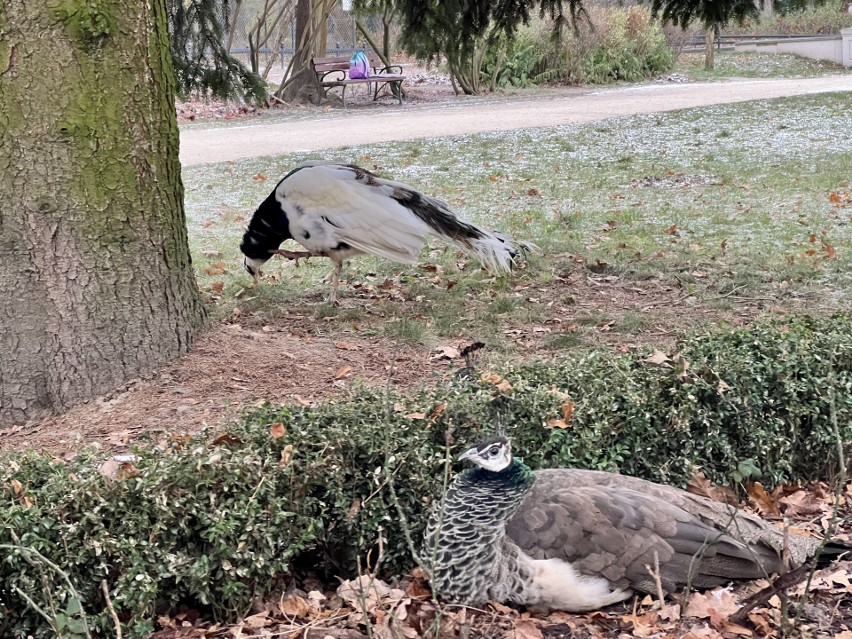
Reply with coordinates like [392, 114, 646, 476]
[240, 161, 532, 302]
[422, 435, 850, 612]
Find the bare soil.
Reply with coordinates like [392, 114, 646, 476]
[0, 271, 802, 456]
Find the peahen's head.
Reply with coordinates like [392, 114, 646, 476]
[458, 435, 513, 472]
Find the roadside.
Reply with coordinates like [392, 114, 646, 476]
[178, 74, 851, 165]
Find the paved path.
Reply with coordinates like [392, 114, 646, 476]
[179, 75, 851, 166]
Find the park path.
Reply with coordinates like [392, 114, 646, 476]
[179, 75, 851, 166]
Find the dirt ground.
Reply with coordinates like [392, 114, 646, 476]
[0, 269, 799, 456]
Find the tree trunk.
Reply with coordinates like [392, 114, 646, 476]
[704, 26, 715, 71]
[279, 0, 320, 102]
[0, 0, 207, 427]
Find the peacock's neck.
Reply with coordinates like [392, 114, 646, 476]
[423, 459, 536, 605]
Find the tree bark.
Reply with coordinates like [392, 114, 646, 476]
[0, 0, 207, 427]
[704, 26, 716, 71]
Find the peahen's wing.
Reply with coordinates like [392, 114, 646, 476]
[279, 162, 452, 263]
[507, 470, 787, 594]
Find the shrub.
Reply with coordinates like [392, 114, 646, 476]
[728, 0, 852, 34]
[492, 7, 674, 87]
[1, 314, 850, 637]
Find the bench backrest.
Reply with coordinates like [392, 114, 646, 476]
[312, 53, 384, 74]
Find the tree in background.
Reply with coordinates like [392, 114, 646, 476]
[648, 0, 758, 69]
[0, 1, 207, 427]
[394, 0, 587, 94]
[168, 0, 267, 101]
[275, 0, 336, 103]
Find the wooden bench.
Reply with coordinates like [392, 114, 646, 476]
[312, 53, 405, 108]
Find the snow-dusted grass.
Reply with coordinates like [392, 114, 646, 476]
[674, 51, 852, 80]
[183, 91, 852, 347]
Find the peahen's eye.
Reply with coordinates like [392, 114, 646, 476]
[488, 446, 500, 457]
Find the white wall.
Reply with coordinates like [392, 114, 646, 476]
[734, 36, 849, 66]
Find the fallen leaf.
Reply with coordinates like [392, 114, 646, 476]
[546, 418, 569, 429]
[269, 423, 286, 439]
[685, 589, 740, 624]
[746, 482, 781, 516]
[526, 188, 541, 197]
[279, 444, 294, 467]
[244, 611, 271, 628]
[252, 173, 268, 181]
[644, 349, 670, 366]
[279, 595, 310, 617]
[204, 266, 225, 276]
[778, 489, 823, 517]
[658, 604, 681, 621]
[687, 471, 738, 505]
[823, 243, 837, 260]
[334, 341, 359, 351]
[292, 395, 311, 406]
[404, 412, 426, 420]
[560, 401, 575, 423]
[212, 433, 242, 446]
[664, 223, 679, 235]
[202, 219, 215, 228]
[334, 365, 353, 379]
[210, 281, 224, 294]
[432, 345, 461, 360]
[512, 620, 543, 639]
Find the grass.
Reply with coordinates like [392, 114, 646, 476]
[183, 91, 852, 355]
[673, 51, 852, 80]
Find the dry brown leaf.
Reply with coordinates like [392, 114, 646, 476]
[746, 482, 781, 516]
[212, 433, 242, 446]
[9, 479, 24, 496]
[546, 418, 569, 429]
[334, 341, 359, 351]
[489, 601, 517, 615]
[823, 243, 837, 260]
[269, 423, 286, 439]
[204, 266, 225, 276]
[644, 349, 670, 366]
[334, 365, 353, 379]
[252, 173, 268, 181]
[560, 401, 575, 423]
[684, 589, 740, 625]
[432, 345, 461, 360]
[279, 444, 294, 467]
[279, 595, 310, 618]
[512, 620, 543, 639]
[721, 621, 753, 637]
[658, 604, 681, 622]
[210, 281, 225, 294]
[292, 394, 311, 407]
[687, 471, 738, 505]
[664, 223, 679, 235]
[481, 372, 513, 393]
[747, 611, 774, 637]
[404, 412, 426, 420]
[527, 188, 541, 197]
[429, 403, 447, 422]
[778, 489, 824, 517]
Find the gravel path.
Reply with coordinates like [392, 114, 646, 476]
[179, 75, 851, 166]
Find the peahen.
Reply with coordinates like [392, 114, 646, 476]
[422, 434, 850, 612]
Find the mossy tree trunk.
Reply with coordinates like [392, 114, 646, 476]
[0, 0, 207, 427]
